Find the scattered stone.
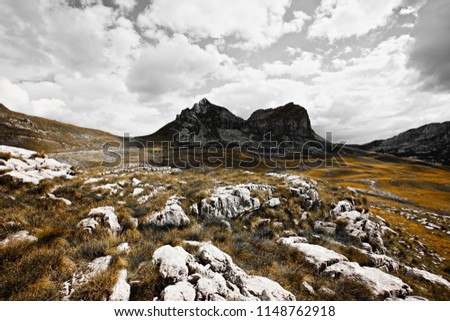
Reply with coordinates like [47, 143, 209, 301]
[132, 178, 141, 186]
[83, 177, 103, 185]
[0, 230, 38, 247]
[145, 196, 190, 228]
[132, 188, 144, 196]
[189, 203, 199, 216]
[92, 183, 121, 195]
[110, 269, 130, 301]
[0, 145, 74, 185]
[63, 255, 112, 300]
[117, 242, 130, 254]
[266, 198, 281, 207]
[318, 287, 335, 296]
[77, 206, 122, 236]
[42, 193, 72, 206]
[302, 281, 315, 295]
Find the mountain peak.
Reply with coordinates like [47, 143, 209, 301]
[142, 99, 316, 145]
[0, 103, 9, 111]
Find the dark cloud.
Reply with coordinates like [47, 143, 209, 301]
[408, 0, 450, 91]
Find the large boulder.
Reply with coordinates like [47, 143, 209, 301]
[277, 237, 348, 271]
[323, 261, 412, 299]
[152, 245, 194, 282]
[145, 196, 190, 228]
[200, 184, 273, 218]
[77, 206, 122, 236]
[0, 230, 37, 247]
[401, 266, 450, 289]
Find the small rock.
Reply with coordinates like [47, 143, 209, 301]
[0, 230, 38, 247]
[117, 242, 130, 254]
[302, 281, 315, 295]
[110, 269, 130, 301]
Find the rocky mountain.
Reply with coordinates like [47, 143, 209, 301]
[0, 103, 119, 153]
[138, 98, 320, 146]
[359, 122, 450, 165]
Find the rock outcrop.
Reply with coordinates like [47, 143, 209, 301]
[200, 184, 273, 218]
[0, 145, 74, 184]
[277, 237, 348, 271]
[145, 196, 190, 228]
[323, 262, 412, 298]
[152, 243, 295, 301]
[77, 206, 122, 236]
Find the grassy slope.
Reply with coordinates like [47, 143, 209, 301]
[0, 105, 120, 153]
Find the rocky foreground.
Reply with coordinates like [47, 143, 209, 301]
[0, 145, 449, 301]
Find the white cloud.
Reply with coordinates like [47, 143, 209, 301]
[114, 0, 136, 11]
[0, 77, 30, 109]
[263, 52, 323, 78]
[127, 34, 233, 97]
[137, 0, 310, 50]
[308, 0, 402, 41]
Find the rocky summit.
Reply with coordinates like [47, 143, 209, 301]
[138, 98, 320, 145]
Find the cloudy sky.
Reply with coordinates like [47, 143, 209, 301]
[0, 0, 449, 143]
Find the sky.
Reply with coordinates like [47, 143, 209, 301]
[0, 0, 449, 143]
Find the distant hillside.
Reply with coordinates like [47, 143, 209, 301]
[0, 103, 119, 153]
[359, 122, 450, 165]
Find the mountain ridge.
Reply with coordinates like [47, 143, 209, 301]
[138, 98, 320, 146]
[358, 121, 450, 165]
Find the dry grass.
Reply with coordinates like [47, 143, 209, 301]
[1, 152, 449, 301]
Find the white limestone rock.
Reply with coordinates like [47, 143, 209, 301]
[116, 242, 130, 254]
[132, 187, 144, 196]
[402, 266, 450, 289]
[110, 269, 130, 301]
[0, 230, 38, 247]
[42, 193, 72, 206]
[92, 183, 121, 196]
[145, 196, 190, 228]
[266, 198, 281, 208]
[200, 184, 272, 218]
[160, 281, 196, 301]
[0, 145, 74, 185]
[132, 177, 141, 186]
[152, 245, 194, 282]
[324, 261, 412, 298]
[63, 255, 112, 300]
[77, 206, 122, 236]
[330, 200, 354, 217]
[277, 237, 348, 271]
[154, 243, 295, 301]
